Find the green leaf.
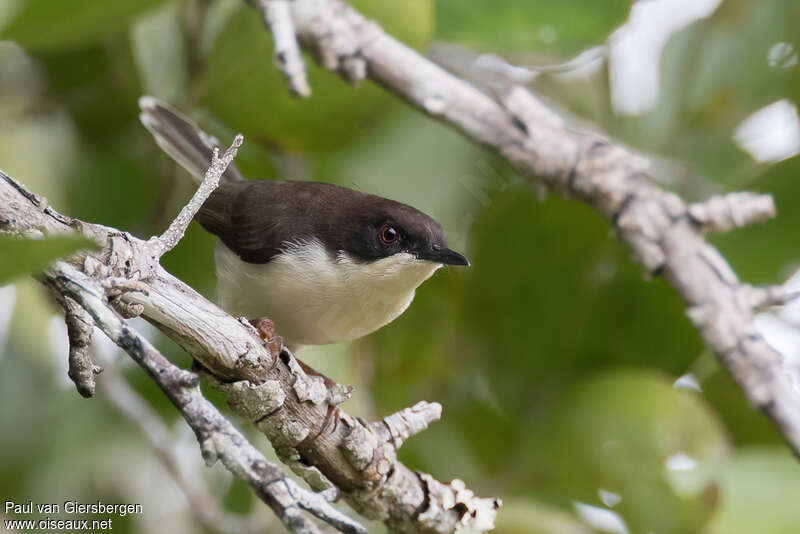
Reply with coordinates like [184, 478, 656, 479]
[1, 0, 166, 52]
[0, 235, 98, 285]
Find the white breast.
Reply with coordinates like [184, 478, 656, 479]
[214, 239, 442, 348]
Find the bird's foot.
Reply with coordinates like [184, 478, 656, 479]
[247, 316, 283, 355]
[249, 316, 277, 340]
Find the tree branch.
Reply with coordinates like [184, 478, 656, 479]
[148, 135, 243, 257]
[98, 357, 267, 534]
[686, 192, 776, 233]
[53, 293, 102, 398]
[262, 0, 800, 455]
[1, 132, 375, 533]
[373, 401, 442, 450]
[45, 261, 364, 534]
[248, 0, 312, 96]
[1, 143, 498, 532]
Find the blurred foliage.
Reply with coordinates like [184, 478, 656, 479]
[436, 0, 632, 55]
[1, 0, 800, 533]
[1, 0, 166, 52]
[705, 447, 800, 534]
[526, 372, 728, 533]
[196, 0, 434, 152]
[0, 235, 97, 285]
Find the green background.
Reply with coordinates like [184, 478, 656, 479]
[1, 0, 799, 532]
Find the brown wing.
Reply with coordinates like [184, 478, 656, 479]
[196, 180, 344, 263]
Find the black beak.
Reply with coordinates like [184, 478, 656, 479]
[417, 245, 470, 266]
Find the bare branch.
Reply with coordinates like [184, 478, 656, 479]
[46, 262, 365, 534]
[269, 0, 800, 457]
[148, 135, 243, 256]
[418, 476, 499, 533]
[1, 130, 378, 533]
[1, 153, 494, 533]
[739, 284, 799, 311]
[287, 0, 370, 83]
[249, 0, 311, 96]
[687, 192, 776, 232]
[373, 401, 442, 450]
[53, 294, 102, 398]
[428, 42, 609, 87]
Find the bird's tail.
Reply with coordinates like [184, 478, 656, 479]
[138, 96, 245, 185]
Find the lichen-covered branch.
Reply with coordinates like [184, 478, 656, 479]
[148, 134, 243, 256]
[47, 133, 243, 398]
[266, 0, 800, 454]
[686, 192, 776, 233]
[45, 261, 364, 534]
[53, 293, 102, 398]
[373, 401, 442, 450]
[1, 154, 498, 533]
[0, 135, 372, 534]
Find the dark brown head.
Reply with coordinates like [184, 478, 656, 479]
[325, 188, 469, 266]
[196, 179, 469, 267]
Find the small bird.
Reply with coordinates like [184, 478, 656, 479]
[139, 97, 469, 351]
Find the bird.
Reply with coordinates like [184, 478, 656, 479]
[138, 96, 469, 352]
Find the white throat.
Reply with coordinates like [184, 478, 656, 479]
[214, 239, 442, 347]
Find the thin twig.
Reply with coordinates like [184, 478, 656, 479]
[687, 192, 776, 232]
[373, 401, 442, 450]
[148, 135, 243, 257]
[51, 292, 102, 397]
[250, 0, 311, 97]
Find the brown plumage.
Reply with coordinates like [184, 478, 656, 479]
[197, 179, 448, 264]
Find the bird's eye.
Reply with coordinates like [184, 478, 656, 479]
[379, 224, 399, 245]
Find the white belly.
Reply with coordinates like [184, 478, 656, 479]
[214, 239, 441, 348]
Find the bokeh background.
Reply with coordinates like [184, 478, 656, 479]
[1, 0, 800, 533]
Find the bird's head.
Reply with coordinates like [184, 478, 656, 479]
[330, 194, 469, 270]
